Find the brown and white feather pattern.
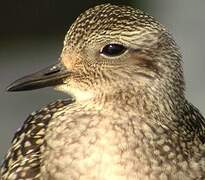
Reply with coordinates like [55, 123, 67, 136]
[1, 99, 74, 179]
[1, 3, 205, 180]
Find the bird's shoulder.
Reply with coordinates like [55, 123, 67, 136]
[1, 98, 74, 179]
[182, 101, 205, 144]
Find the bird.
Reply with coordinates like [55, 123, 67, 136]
[1, 3, 205, 180]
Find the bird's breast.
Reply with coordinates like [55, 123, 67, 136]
[40, 104, 205, 180]
[40, 106, 143, 179]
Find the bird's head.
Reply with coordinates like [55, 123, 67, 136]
[7, 4, 185, 102]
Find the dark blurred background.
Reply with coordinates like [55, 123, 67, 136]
[0, 0, 205, 162]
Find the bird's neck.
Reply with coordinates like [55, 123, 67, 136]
[77, 85, 184, 128]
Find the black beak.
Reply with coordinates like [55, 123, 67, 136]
[7, 63, 70, 92]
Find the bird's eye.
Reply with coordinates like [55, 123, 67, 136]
[100, 43, 127, 57]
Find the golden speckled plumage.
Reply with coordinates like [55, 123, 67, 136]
[1, 3, 205, 180]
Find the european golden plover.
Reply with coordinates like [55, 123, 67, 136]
[1, 4, 205, 180]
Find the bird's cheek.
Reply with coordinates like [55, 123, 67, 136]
[61, 52, 81, 71]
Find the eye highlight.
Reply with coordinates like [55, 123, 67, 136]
[100, 43, 127, 57]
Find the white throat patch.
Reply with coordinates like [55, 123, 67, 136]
[55, 85, 95, 102]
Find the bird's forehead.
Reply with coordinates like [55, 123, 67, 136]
[63, 4, 165, 50]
